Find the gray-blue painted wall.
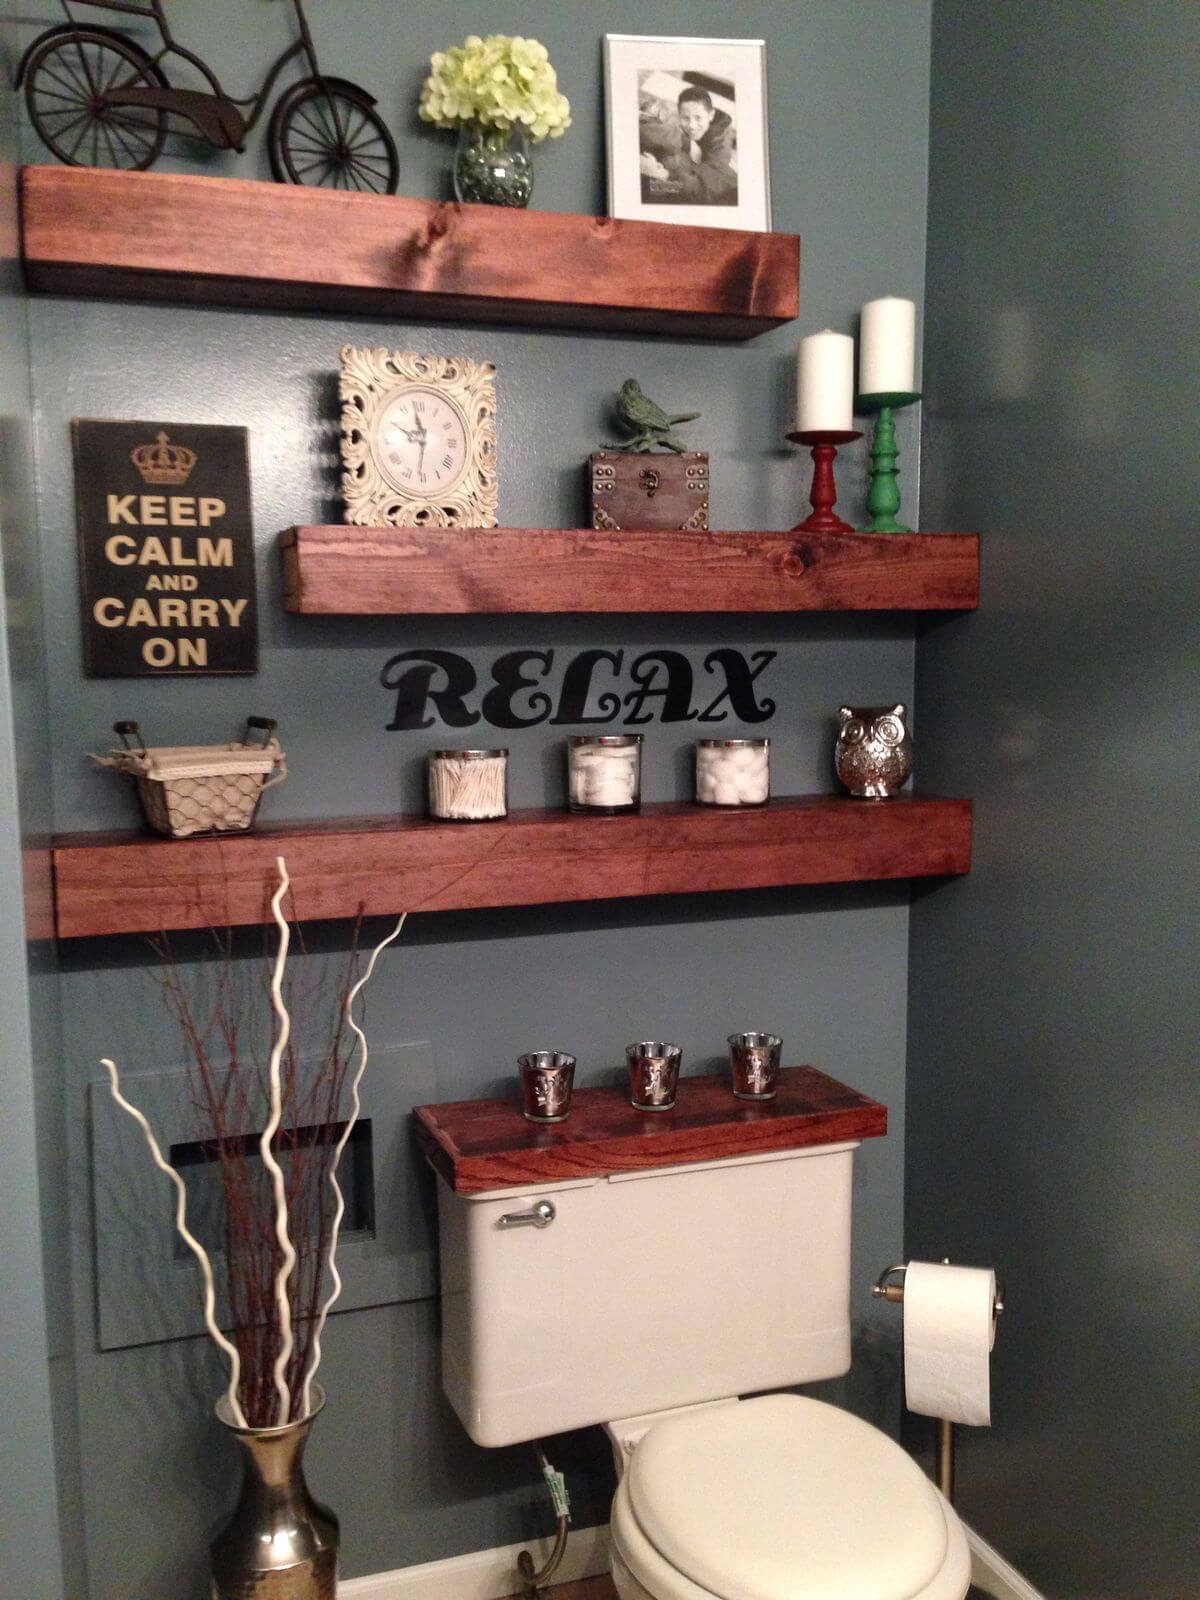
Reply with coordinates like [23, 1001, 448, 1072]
[0, 20, 74, 1595]
[909, 3, 1198, 1595]
[5, 3, 934, 1595]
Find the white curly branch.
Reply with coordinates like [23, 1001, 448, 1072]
[261, 855, 298, 1425]
[101, 1056, 247, 1428]
[301, 911, 408, 1417]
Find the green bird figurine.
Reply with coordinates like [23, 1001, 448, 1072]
[608, 378, 701, 453]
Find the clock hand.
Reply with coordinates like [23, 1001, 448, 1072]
[411, 420, 428, 476]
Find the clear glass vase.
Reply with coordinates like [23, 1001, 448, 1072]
[453, 123, 534, 208]
[210, 1385, 338, 1600]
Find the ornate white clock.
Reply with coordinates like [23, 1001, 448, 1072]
[339, 347, 497, 527]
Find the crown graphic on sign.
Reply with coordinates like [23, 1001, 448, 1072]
[131, 431, 198, 486]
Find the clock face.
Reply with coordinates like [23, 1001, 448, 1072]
[374, 387, 470, 499]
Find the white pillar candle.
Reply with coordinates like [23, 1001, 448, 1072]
[795, 330, 854, 433]
[859, 296, 916, 396]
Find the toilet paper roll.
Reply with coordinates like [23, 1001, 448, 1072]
[902, 1260, 997, 1426]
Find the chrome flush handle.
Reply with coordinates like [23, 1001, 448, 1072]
[498, 1199, 556, 1230]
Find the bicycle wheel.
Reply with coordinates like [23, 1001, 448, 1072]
[269, 82, 399, 194]
[25, 29, 168, 171]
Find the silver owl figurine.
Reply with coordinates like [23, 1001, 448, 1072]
[835, 704, 913, 799]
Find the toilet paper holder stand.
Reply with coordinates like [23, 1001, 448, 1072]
[871, 1259, 1005, 1505]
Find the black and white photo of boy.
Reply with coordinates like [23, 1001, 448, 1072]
[637, 70, 738, 206]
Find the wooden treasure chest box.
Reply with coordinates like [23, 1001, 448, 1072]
[588, 451, 709, 532]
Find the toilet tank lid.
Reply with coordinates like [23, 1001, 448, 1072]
[627, 1394, 948, 1600]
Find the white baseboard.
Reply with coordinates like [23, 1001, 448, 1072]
[339, 1523, 610, 1600]
[341, 1514, 1040, 1600]
[964, 1522, 1046, 1600]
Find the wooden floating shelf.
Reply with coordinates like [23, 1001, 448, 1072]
[281, 525, 979, 614]
[415, 1065, 888, 1195]
[50, 794, 971, 940]
[20, 165, 799, 339]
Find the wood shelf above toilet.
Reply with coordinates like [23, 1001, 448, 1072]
[414, 1065, 887, 1194]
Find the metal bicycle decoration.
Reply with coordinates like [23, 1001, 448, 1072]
[18, 0, 400, 192]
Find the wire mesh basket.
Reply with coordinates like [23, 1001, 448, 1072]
[92, 718, 287, 839]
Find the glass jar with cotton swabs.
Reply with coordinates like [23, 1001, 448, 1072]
[427, 748, 509, 821]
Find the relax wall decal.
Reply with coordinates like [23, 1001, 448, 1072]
[381, 648, 778, 730]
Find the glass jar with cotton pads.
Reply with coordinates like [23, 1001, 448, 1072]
[695, 737, 770, 807]
[566, 734, 642, 814]
[427, 748, 509, 821]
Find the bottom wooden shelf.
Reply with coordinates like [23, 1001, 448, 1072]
[50, 793, 971, 939]
[414, 1065, 888, 1194]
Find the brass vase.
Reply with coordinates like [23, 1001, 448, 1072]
[211, 1385, 338, 1600]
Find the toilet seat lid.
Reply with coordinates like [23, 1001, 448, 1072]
[627, 1394, 950, 1600]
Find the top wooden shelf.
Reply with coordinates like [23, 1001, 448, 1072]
[20, 165, 799, 339]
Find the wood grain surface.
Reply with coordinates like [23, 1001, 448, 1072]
[280, 524, 980, 614]
[21, 165, 799, 338]
[414, 1065, 887, 1193]
[50, 794, 972, 938]
[21, 841, 55, 943]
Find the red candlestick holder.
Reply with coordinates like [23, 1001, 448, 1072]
[785, 429, 863, 533]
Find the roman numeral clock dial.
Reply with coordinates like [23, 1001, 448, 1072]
[379, 390, 468, 494]
[340, 348, 498, 529]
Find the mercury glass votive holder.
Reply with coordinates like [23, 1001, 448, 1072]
[519, 1050, 576, 1124]
[728, 1032, 783, 1100]
[626, 1040, 682, 1112]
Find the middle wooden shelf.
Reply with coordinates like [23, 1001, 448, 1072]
[51, 793, 972, 939]
[280, 525, 980, 615]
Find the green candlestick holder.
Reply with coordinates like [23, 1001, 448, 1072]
[857, 390, 921, 533]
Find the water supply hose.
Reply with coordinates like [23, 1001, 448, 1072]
[517, 1442, 571, 1597]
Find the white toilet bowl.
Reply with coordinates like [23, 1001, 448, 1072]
[608, 1394, 971, 1600]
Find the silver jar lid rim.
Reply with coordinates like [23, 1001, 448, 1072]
[567, 733, 643, 747]
[696, 737, 770, 748]
[430, 748, 508, 759]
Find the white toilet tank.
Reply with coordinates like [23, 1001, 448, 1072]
[434, 1141, 858, 1447]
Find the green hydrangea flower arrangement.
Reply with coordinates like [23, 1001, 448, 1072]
[419, 34, 571, 142]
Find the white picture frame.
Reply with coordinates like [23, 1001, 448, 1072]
[604, 34, 771, 232]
